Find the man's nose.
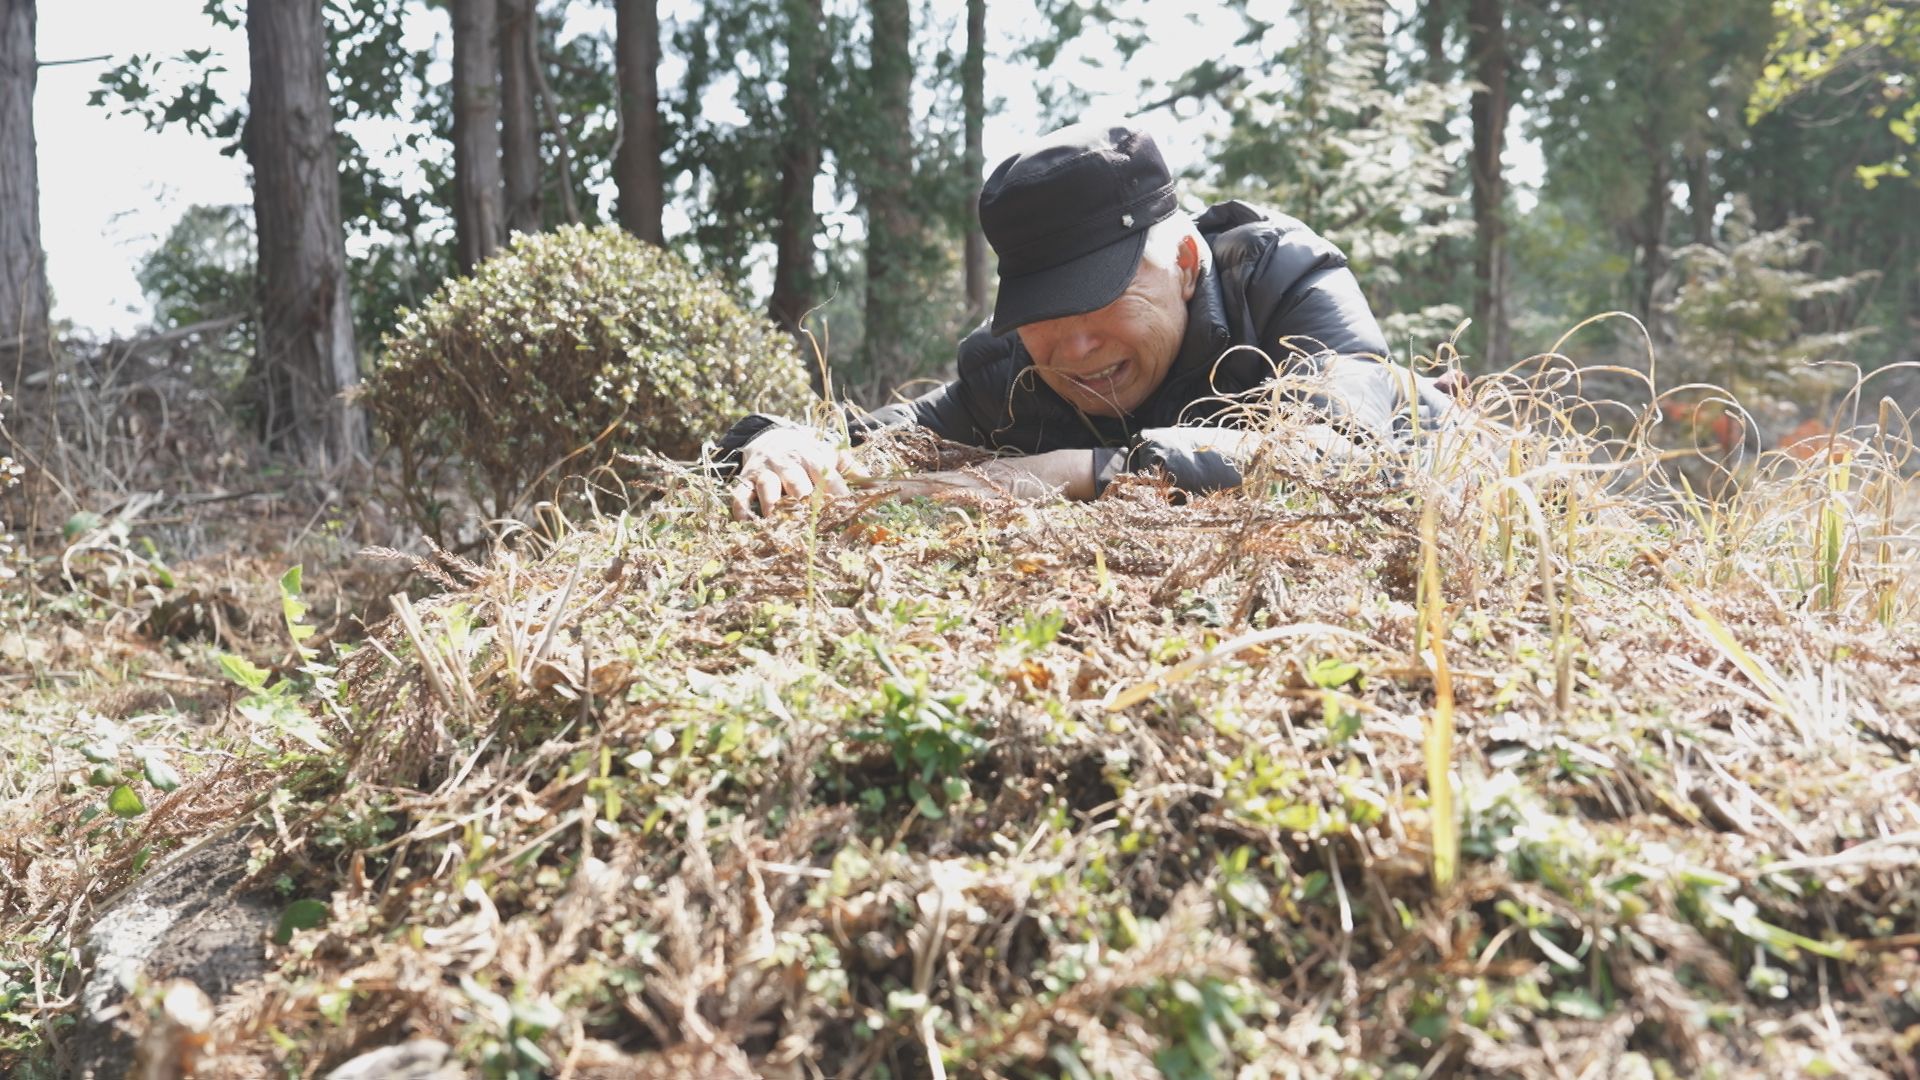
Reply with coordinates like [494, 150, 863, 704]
[1049, 327, 1100, 365]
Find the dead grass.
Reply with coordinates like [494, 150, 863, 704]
[3, 353, 1919, 1079]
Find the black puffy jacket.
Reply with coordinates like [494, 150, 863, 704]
[720, 200, 1451, 492]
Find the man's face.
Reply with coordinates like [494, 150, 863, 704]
[1016, 237, 1198, 417]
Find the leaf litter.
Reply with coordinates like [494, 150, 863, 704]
[3, 363, 1920, 1079]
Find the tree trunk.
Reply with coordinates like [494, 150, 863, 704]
[0, 0, 48, 371]
[962, 0, 989, 325]
[1638, 146, 1670, 316]
[1687, 145, 1714, 243]
[769, 0, 824, 386]
[1421, 0, 1449, 81]
[528, 17, 580, 225]
[1465, 0, 1509, 369]
[1419, 0, 1455, 287]
[499, 0, 542, 236]
[452, 0, 505, 271]
[246, 0, 366, 468]
[861, 0, 916, 390]
[614, 0, 663, 245]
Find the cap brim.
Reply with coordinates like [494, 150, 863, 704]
[989, 228, 1149, 337]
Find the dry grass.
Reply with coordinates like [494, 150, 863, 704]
[3, 351, 1919, 1079]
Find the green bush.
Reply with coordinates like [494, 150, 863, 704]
[363, 225, 815, 528]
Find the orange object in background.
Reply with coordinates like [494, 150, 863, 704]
[1776, 418, 1861, 463]
[1661, 400, 1742, 453]
[1778, 418, 1832, 460]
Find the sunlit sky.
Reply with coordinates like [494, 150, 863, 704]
[33, 0, 1538, 337]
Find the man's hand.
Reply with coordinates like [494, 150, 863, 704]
[879, 449, 1096, 502]
[729, 425, 866, 520]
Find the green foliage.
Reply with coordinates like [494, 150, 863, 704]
[535, 11, 620, 230]
[1204, 0, 1470, 347]
[363, 226, 815, 526]
[1663, 198, 1878, 400]
[672, 0, 972, 397]
[852, 646, 985, 819]
[1751, 0, 1920, 187]
[215, 567, 344, 758]
[135, 203, 257, 370]
[273, 898, 330, 946]
[64, 718, 183, 824]
[218, 651, 335, 757]
[1505, 191, 1637, 346]
[1528, 0, 1775, 310]
[136, 203, 254, 328]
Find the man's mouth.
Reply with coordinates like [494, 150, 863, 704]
[1069, 358, 1128, 392]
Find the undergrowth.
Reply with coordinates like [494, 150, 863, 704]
[1, 352, 1917, 1079]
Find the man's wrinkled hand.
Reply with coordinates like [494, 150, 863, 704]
[728, 426, 867, 520]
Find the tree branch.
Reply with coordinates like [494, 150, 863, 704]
[37, 54, 112, 68]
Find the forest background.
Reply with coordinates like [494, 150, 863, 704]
[3, 0, 1915, 456]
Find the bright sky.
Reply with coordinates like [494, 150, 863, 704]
[36, 3, 249, 336]
[32, 0, 1536, 338]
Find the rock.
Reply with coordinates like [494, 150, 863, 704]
[323, 1039, 467, 1080]
[73, 827, 276, 1080]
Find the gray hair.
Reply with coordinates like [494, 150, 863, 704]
[1141, 214, 1209, 273]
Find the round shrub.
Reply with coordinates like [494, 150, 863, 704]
[363, 225, 815, 526]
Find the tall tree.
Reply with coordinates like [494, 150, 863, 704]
[499, 0, 543, 236]
[93, 1, 453, 345]
[452, 0, 505, 270]
[1465, 0, 1511, 367]
[246, 0, 366, 467]
[769, 0, 825, 358]
[614, 0, 664, 244]
[1534, 0, 1773, 318]
[1211, 0, 1469, 350]
[0, 0, 47, 368]
[860, 0, 916, 384]
[962, 0, 989, 324]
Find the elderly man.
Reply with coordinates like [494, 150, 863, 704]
[720, 120, 1458, 518]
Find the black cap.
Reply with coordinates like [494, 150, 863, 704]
[979, 121, 1179, 336]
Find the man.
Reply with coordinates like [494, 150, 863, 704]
[720, 120, 1460, 518]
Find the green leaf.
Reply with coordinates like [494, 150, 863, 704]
[1307, 657, 1363, 689]
[80, 737, 120, 764]
[273, 898, 329, 945]
[142, 756, 183, 793]
[274, 709, 335, 755]
[512, 1035, 553, 1068]
[1550, 990, 1608, 1020]
[107, 785, 145, 818]
[62, 511, 102, 539]
[281, 565, 315, 647]
[88, 765, 119, 787]
[218, 653, 271, 691]
[512, 997, 563, 1035]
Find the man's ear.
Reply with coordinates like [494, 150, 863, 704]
[1177, 235, 1201, 301]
